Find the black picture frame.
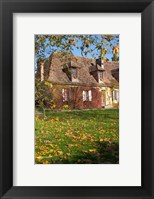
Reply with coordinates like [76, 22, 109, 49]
[0, 0, 154, 198]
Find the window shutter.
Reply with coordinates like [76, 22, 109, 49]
[88, 90, 92, 101]
[62, 89, 65, 101]
[83, 91, 86, 101]
[65, 89, 68, 101]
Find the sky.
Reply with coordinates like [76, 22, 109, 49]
[72, 46, 113, 60]
[69, 35, 118, 60]
[36, 34, 119, 61]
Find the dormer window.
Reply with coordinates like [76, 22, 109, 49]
[98, 71, 103, 83]
[62, 61, 79, 82]
[71, 67, 79, 82]
[72, 68, 77, 79]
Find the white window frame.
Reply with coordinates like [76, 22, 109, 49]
[113, 89, 119, 101]
[83, 90, 92, 101]
[71, 68, 77, 79]
[98, 71, 103, 83]
[88, 90, 92, 101]
[62, 88, 68, 102]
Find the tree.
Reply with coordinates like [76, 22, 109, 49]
[35, 80, 53, 117]
[112, 46, 119, 61]
[35, 34, 119, 66]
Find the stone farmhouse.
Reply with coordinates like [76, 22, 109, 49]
[38, 53, 119, 109]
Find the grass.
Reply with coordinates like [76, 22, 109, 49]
[35, 109, 119, 164]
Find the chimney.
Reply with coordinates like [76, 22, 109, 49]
[96, 57, 104, 69]
[101, 55, 104, 69]
[40, 62, 44, 82]
[100, 48, 107, 69]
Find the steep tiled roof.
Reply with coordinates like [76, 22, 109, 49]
[44, 53, 119, 87]
[103, 61, 119, 86]
[111, 68, 119, 82]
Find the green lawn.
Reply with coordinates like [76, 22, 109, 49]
[35, 109, 119, 164]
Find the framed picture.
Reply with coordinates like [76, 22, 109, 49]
[0, 0, 154, 198]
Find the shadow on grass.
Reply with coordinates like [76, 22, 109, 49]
[49, 141, 119, 164]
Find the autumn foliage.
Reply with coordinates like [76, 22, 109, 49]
[35, 109, 119, 164]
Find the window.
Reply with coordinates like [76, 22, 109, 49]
[98, 71, 103, 82]
[88, 90, 92, 101]
[72, 68, 77, 79]
[62, 89, 68, 102]
[83, 90, 92, 101]
[101, 59, 104, 68]
[113, 90, 119, 101]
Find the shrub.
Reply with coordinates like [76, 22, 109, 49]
[62, 104, 69, 110]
